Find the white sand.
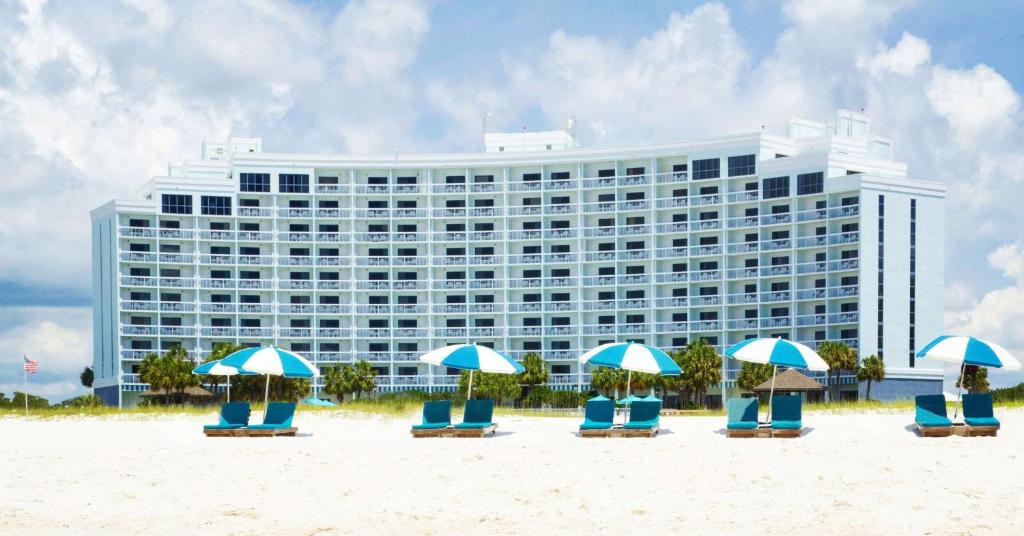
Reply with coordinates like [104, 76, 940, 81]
[2, 409, 1023, 535]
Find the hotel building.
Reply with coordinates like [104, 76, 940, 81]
[92, 110, 945, 406]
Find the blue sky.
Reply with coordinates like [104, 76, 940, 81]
[1, 0, 1023, 401]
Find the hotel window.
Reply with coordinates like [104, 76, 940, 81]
[396, 176, 417, 184]
[201, 195, 232, 216]
[692, 158, 720, 180]
[796, 172, 824, 195]
[727, 154, 756, 176]
[279, 173, 309, 193]
[240, 173, 270, 192]
[161, 194, 192, 214]
[761, 176, 789, 199]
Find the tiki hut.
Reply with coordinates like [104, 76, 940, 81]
[139, 385, 216, 405]
[752, 369, 825, 404]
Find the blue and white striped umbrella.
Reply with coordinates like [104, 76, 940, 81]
[725, 338, 829, 371]
[192, 359, 249, 402]
[916, 335, 1021, 370]
[220, 346, 319, 407]
[917, 335, 1021, 419]
[579, 342, 682, 375]
[420, 344, 524, 399]
[220, 346, 319, 378]
[580, 343, 680, 414]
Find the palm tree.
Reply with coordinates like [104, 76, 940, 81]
[957, 365, 990, 393]
[201, 342, 244, 398]
[80, 366, 93, 389]
[165, 346, 198, 403]
[856, 355, 885, 401]
[518, 353, 549, 398]
[681, 339, 722, 408]
[818, 341, 857, 402]
[590, 367, 626, 398]
[736, 362, 774, 391]
[660, 349, 687, 407]
[322, 366, 351, 403]
[349, 360, 378, 400]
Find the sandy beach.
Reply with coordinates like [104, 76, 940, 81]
[2, 409, 1023, 535]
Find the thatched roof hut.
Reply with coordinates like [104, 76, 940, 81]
[752, 369, 824, 392]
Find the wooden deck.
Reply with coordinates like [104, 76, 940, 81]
[578, 425, 659, 438]
[203, 427, 297, 437]
[410, 425, 498, 438]
[727, 424, 802, 438]
[951, 423, 999, 437]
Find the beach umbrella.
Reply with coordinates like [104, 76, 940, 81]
[219, 346, 319, 407]
[301, 396, 336, 407]
[580, 342, 681, 416]
[192, 359, 249, 402]
[419, 343, 524, 400]
[917, 335, 1021, 419]
[725, 338, 829, 421]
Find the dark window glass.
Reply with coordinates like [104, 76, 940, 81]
[797, 172, 824, 195]
[161, 194, 192, 214]
[727, 154, 756, 176]
[692, 158, 720, 180]
[279, 173, 310, 193]
[200, 196, 232, 216]
[240, 173, 270, 192]
[762, 176, 790, 199]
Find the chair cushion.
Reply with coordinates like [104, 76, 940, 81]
[412, 422, 450, 430]
[203, 424, 245, 430]
[727, 421, 758, 430]
[247, 423, 290, 430]
[579, 420, 613, 430]
[916, 415, 952, 427]
[771, 420, 801, 430]
[454, 422, 492, 429]
[622, 420, 657, 430]
[965, 417, 1000, 427]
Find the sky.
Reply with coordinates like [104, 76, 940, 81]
[1, 0, 1023, 402]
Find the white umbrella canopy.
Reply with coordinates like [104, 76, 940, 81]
[420, 343, 524, 399]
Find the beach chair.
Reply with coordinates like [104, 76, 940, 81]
[770, 395, 803, 438]
[453, 399, 497, 437]
[245, 402, 298, 437]
[411, 400, 453, 437]
[961, 393, 1000, 437]
[203, 402, 251, 437]
[578, 396, 615, 437]
[914, 394, 953, 437]
[726, 398, 759, 438]
[621, 400, 661, 437]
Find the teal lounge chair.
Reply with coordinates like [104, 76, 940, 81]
[726, 398, 759, 437]
[579, 396, 615, 432]
[454, 399, 496, 436]
[203, 402, 251, 436]
[411, 400, 452, 437]
[771, 395, 802, 437]
[915, 394, 953, 436]
[246, 402, 297, 436]
[622, 400, 661, 435]
[962, 393, 1000, 436]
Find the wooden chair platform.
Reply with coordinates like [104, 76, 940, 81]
[579, 425, 659, 438]
[203, 427, 297, 437]
[951, 423, 999, 437]
[411, 425, 498, 438]
[727, 425, 802, 438]
[915, 424, 954, 437]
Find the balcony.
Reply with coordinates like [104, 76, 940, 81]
[279, 232, 313, 243]
[760, 291, 791, 302]
[433, 184, 466, 194]
[760, 265, 791, 277]
[316, 184, 349, 194]
[355, 185, 390, 194]
[238, 207, 273, 217]
[727, 216, 759, 229]
[617, 275, 649, 285]
[582, 276, 616, 287]
[761, 214, 792, 226]
[727, 293, 758, 304]
[655, 322, 688, 333]
[617, 324, 647, 335]
[618, 250, 649, 261]
[655, 198, 688, 209]
[356, 328, 391, 338]
[279, 280, 313, 290]
[583, 202, 616, 214]
[618, 200, 650, 212]
[237, 231, 272, 241]
[618, 225, 649, 236]
[656, 247, 687, 260]
[199, 230, 234, 241]
[278, 208, 312, 218]
[508, 327, 543, 337]
[656, 171, 688, 184]
[583, 227, 615, 238]
[690, 245, 721, 256]
[238, 279, 273, 289]
[655, 273, 688, 283]
[829, 205, 860, 218]
[120, 227, 156, 238]
[690, 194, 722, 207]
[727, 191, 758, 203]
[760, 318, 791, 328]
[239, 328, 274, 337]
[761, 239, 792, 251]
[728, 319, 758, 330]
[201, 327, 236, 337]
[691, 270, 721, 282]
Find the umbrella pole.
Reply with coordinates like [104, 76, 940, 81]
[767, 365, 778, 423]
[954, 361, 966, 421]
[227, 376, 231, 403]
[264, 375, 270, 409]
[625, 370, 632, 423]
[467, 369, 474, 401]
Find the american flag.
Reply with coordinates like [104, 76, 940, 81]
[23, 355, 38, 374]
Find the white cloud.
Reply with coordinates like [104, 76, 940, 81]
[331, 0, 430, 83]
[863, 32, 931, 77]
[0, 307, 92, 402]
[927, 64, 1021, 146]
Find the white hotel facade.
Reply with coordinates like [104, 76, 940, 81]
[92, 110, 945, 407]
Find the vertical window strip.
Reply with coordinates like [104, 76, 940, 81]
[877, 195, 884, 360]
[909, 199, 916, 367]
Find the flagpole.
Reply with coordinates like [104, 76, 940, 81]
[23, 360, 29, 416]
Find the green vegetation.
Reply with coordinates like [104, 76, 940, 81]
[139, 345, 200, 404]
[736, 362, 774, 391]
[818, 341, 857, 401]
[80, 366, 93, 389]
[856, 355, 885, 401]
[0, 392, 50, 409]
[956, 365, 990, 393]
[991, 381, 1024, 403]
[322, 360, 377, 402]
[518, 352, 549, 398]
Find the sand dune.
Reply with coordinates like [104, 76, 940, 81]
[2, 409, 1023, 535]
